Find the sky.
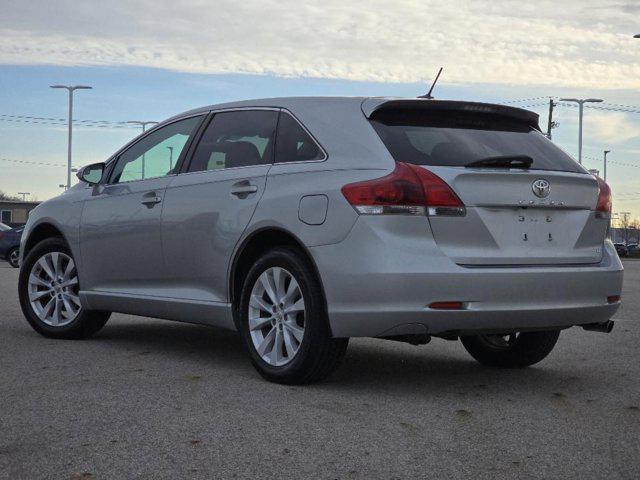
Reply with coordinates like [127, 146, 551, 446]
[0, 0, 639, 218]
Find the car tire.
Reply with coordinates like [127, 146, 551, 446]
[238, 246, 348, 384]
[7, 247, 20, 268]
[460, 330, 560, 368]
[18, 237, 110, 339]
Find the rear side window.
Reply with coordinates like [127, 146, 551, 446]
[275, 112, 324, 163]
[370, 109, 584, 173]
[188, 110, 278, 172]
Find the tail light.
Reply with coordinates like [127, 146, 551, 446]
[341, 162, 465, 216]
[594, 175, 612, 217]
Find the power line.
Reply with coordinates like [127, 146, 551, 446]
[0, 114, 130, 125]
[0, 157, 67, 168]
[499, 96, 555, 104]
[0, 118, 136, 129]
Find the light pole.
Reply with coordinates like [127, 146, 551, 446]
[559, 98, 603, 164]
[126, 120, 158, 133]
[50, 85, 92, 189]
[603, 150, 611, 182]
[126, 121, 158, 179]
[17, 192, 31, 201]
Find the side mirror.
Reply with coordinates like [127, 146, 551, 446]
[77, 162, 105, 185]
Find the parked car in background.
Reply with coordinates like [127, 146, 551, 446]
[614, 243, 628, 257]
[16, 97, 623, 384]
[627, 243, 639, 256]
[0, 223, 23, 268]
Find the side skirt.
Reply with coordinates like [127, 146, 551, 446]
[80, 290, 236, 331]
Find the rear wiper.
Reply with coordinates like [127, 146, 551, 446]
[465, 155, 533, 169]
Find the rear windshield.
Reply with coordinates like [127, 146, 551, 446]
[370, 109, 585, 173]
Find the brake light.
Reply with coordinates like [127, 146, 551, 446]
[595, 175, 612, 216]
[429, 301, 464, 310]
[341, 162, 465, 216]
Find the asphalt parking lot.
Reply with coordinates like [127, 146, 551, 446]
[0, 261, 638, 480]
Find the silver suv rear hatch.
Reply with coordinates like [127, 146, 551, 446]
[365, 99, 608, 266]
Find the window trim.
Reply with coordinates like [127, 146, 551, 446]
[273, 109, 327, 165]
[106, 113, 206, 185]
[180, 107, 282, 175]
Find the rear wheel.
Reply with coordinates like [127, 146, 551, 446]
[18, 237, 110, 339]
[460, 330, 560, 368]
[239, 247, 348, 384]
[7, 247, 19, 268]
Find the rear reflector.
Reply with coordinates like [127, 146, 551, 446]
[607, 295, 621, 304]
[429, 301, 464, 310]
[341, 162, 465, 216]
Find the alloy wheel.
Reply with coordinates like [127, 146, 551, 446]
[27, 252, 81, 326]
[8, 249, 19, 268]
[248, 266, 305, 367]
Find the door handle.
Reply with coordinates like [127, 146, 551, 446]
[141, 194, 162, 207]
[231, 183, 258, 197]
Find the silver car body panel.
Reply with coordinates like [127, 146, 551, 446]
[20, 97, 624, 337]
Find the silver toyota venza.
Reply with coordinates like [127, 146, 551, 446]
[18, 97, 623, 384]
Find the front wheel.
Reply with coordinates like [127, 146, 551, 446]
[7, 247, 20, 268]
[239, 247, 348, 384]
[460, 330, 560, 368]
[18, 237, 110, 339]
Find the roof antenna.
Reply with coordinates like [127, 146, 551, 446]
[418, 67, 443, 99]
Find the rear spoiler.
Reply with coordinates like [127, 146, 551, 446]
[361, 98, 541, 131]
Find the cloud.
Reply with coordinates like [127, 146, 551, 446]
[584, 111, 640, 144]
[0, 0, 639, 88]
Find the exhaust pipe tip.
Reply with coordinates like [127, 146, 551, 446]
[582, 320, 615, 333]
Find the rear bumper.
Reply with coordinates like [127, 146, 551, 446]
[310, 216, 624, 337]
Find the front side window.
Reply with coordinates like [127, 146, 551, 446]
[188, 110, 278, 172]
[275, 112, 324, 163]
[110, 116, 203, 183]
[1, 211, 11, 224]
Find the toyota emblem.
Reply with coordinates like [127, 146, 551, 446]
[532, 179, 550, 198]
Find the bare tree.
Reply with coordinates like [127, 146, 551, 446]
[0, 190, 21, 201]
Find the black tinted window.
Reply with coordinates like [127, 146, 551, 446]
[275, 113, 324, 163]
[188, 110, 278, 172]
[370, 110, 584, 173]
[110, 116, 203, 183]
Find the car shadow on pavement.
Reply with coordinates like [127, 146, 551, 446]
[91, 319, 573, 393]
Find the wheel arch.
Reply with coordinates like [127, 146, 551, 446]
[229, 227, 328, 328]
[22, 222, 71, 259]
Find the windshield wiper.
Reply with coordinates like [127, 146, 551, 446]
[465, 155, 533, 169]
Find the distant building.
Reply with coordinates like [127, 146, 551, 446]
[0, 200, 40, 227]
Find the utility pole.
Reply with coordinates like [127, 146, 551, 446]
[621, 212, 631, 245]
[559, 98, 603, 164]
[50, 85, 92, 189]
[603, 150, 611, 182]
[17, 192, 30, 201]
[546, 98, 557, 139]
[126, 121, 158, 179]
